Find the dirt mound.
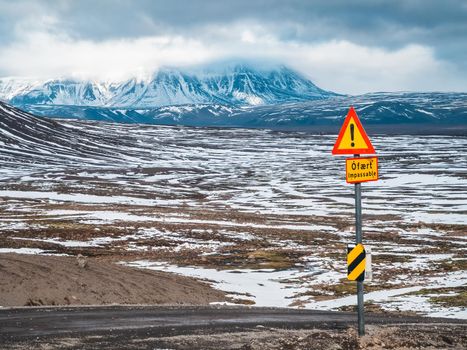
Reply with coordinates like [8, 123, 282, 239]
[0, 253, 225, 307]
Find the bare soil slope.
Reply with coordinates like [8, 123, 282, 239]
[0, 254, 225, 307]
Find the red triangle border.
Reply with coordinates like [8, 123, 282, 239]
[332, 106, 375, 155]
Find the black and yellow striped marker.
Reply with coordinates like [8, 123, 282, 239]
[347, 243, 366, 281]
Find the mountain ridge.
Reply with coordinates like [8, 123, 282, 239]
[0, 64, 337, 109]
[1, 63, 466, 135]
[15, 92, 467, 135]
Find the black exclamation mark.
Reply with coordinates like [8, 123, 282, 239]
[350, 124, 355, 147]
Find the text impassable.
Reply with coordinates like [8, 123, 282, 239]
[346, 157, 378, 184]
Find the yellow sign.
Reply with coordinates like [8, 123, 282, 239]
[347, 243, 366, 281]
[346, 157, 378, 184]
[332, 107, 375, 155]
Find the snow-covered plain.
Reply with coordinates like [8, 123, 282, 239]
[2, 123, 464, 226]
[0, 106, 465, 317]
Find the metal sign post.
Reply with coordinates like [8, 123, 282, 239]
[332, 107, 378, 337]
[354, 166, 365, 336]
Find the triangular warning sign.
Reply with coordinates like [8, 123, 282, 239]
[332, 107, 375, 155]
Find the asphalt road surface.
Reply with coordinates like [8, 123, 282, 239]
[1, 305, 466, 348]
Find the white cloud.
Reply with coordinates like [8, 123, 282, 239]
[0, 31, 218, 82]
[0, 23, 465, 94]
[280, 41, 462, 94]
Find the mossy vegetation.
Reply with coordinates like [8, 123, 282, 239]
[372, 254, 412, 264]
[296, 279, 399, 299]
[407, 286, 467, 308]
[430, 290, 467, 308]
[337, 302, 386, 313]
[435, 259, 467, 272]
[245, 249, 295, 270]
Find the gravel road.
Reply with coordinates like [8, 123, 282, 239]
[1, 306, 466, 349]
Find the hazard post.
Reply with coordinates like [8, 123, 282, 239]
[332, 106, 378, 336]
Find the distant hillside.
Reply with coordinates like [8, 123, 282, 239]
[16, 92, 467, 135]
[0, 101, 126, 164]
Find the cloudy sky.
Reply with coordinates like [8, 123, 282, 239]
[1, 0, 466, 94]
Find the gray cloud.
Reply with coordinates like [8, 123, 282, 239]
[0, 0, 466, 92]
[3, 0, 467, 46]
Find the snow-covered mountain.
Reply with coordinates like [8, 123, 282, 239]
[2, 62, 465, 135]
[0, 64, 336, 109]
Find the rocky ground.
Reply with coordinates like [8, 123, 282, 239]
[123, 325, 467, 350]
[3, 323, 466, 350]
